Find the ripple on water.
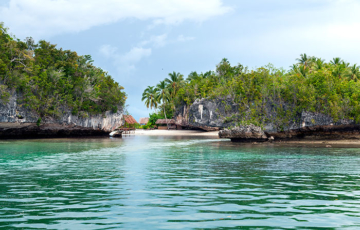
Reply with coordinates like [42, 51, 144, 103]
[1, 136, 360, 229]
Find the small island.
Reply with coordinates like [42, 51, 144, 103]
[0, 24, 126, 138]
[142, 56, 360, 142]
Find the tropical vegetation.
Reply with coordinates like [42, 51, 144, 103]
[0, 23, 126, 118]
[143, 55, 360, 127]
[141, 71, 184, 127]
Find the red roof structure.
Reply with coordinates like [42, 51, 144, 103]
[139, 117, 149, 124]
[123, 115, 138, 124]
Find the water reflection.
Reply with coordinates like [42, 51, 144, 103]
[0, 136, 360, 229]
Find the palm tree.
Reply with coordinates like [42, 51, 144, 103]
[186, 71, 200, 82]
[156, 80, 170, 128]
[296, 53, 310, 67]
[165, 71, 184, 98]
[330, 57, 342, 65]
[348, 64, 360, 81]
[141, 86, 159, 110]
[187, 71, 213, 82]
[332, 64, 347, 79]
[314, 58, 325, 70]
[290, 64, 298, 72]
[298, 65, 309, 78]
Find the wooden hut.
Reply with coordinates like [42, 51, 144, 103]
[155, 119, 177, 130]
[123, 115, 138, 129]
[139, 117, 149, 125]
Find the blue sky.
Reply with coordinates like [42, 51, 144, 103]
[1, 0, 360, 120]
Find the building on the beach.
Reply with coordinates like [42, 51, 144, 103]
[122, 115, 138, 129]
[155, 119, 182, 130]
[139, 117, 149, 125]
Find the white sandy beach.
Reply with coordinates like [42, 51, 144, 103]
[134, 129, 219, 137]
[131, 129, 360, 146]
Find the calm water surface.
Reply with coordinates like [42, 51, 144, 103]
[1, 136, 360, 229]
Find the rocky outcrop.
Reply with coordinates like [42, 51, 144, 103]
[265, 111, 357, 139]
[219, 124, 268, 142]
[174, 98, 238, 131]
[109, 130, 123, 137]
[175, 97, 360, 140]
[0, 92, 123, 138]
[219, 110, 360, 141]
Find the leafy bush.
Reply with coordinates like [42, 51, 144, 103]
[36, 118, 41, 126]
[148, 113, 164, 127]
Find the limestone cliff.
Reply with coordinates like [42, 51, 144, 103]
[174, 98, 360, 140]
[175, 98, 238, 131]
[0, 92, 124, 138]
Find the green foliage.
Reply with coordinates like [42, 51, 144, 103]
[36, 118, 41, 126]
[142, 86, 159, 110]
[145, 53, 360, 127]
[142, 124, 150, 129]
[0, 84, 10, 103]
[147, 113, 165, 127]
[142, 73, 182, 119]
[0, 23, 126, 118]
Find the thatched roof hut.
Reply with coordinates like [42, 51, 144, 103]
[155, 119, 175, 125]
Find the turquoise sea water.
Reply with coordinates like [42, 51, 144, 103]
[1, 136, 360, 229]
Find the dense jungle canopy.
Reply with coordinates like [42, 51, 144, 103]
[144, 54, 360, 127]
[0, 23, 126, 118]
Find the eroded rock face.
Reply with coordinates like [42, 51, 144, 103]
[0, 92, 38, 123]
[267, 111, 357, 139]
[0, 92, 124, 138]
[174, 98, 238, 131]
[220, 111, 360, 141]
[175, 97, 360, 140]
[219, 124, 268, 142]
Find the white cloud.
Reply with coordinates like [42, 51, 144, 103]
[0, 0, 231, 38]
[99, 45, 118, 58]
[100, 45, 151, 72]
[139, 33, 195, 48]
[177, 35, 195, 42]
[121, 47, 152, 64]
[99, 31, 194, 73]
[218, 0, 360, 66]
[139, 34, 168, 48]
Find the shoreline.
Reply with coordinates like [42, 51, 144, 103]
[2, 127, 360, 147]
[133, 130, 360, 147]
[134, 129, 219, 137]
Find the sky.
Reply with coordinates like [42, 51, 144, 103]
[1, 0, 360, 120]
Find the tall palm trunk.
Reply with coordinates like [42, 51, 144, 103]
[163, 105, 169, 130]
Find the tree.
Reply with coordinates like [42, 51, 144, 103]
[348, 64, 360, 81]
[298, 65, 309, 78]
[297, 53, 310, 67]
[156, 80, 171, 128]
[216, 58, 232, 76]
[330, 57, 342, 65]
[332, 63, 347, 79]
[0, 23, 126, 117]
[25, 37, 37, 51]
[142, 86, 159, 110]
[314, 58, 325, 70]
[165, 71, 184, 98]
[186, 71, 200, 82]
